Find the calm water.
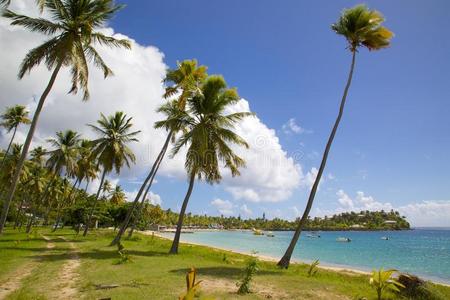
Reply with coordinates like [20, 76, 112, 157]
[161, 229, 450, 283]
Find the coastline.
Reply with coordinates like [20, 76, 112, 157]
[139, 230, 450, 286]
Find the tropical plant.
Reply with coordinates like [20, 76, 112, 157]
[75, 139, 98, 191]
[370, 268, 405, 300]
[237, 255, 259, 294]
[0, 0, 131, 234]
[307, 259, 320, 277]
[0, 105, 31, 173]
[277, 4, 393, 268]
[110, 185, 125, 205]
[179, 267, 202, 300]
[111, 59, 207, 245]
[83, 111, 139, 236]
[169, 75, 251, 254]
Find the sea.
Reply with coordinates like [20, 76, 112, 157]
[160, 228, 450, 284]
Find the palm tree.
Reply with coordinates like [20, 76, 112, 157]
[44, 130, 80, 226]
[110, 59, 207, 245]
[0, 105, 31, 174]
[0, 0, 131, 234]
[169, 75, 252, 254]
[83, 111, 140, 236]
[277, 4, 393, 268]
[110, 185, 125, 205]
[75, 140, 98, 192]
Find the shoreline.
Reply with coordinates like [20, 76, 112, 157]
[139, 230, 450, 286]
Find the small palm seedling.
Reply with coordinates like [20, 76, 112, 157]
[115, 242, 132, 264]
[237, 255, 259, 294]
[370, 268, 405, 300]
[179, 267, 202, 300]
[307, 259, 320, 277]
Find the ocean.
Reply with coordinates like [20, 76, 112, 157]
[160, 228, 450, 284]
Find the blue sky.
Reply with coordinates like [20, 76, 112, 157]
[1, 1, 449, 226]
[110, 0, 450, 223]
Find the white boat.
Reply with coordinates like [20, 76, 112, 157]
[381, 236, 389, 240]
[336, 237, 351, 242]
[266, 231, 275, 237]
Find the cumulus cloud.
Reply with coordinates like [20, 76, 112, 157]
[0, 1, 308, 205]
[210, 198, 234, 216]
[240, 204, 252, 216]
[334, 190, 450, 227]
[282, 118, 311, 135]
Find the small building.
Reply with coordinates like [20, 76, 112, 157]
[384, 220, 396, 225]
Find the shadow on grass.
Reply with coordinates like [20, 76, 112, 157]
[170, 266, 279, 278]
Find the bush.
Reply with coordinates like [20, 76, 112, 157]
[398, 274, 446, 300]
[237, 255, 259, 294]
[307, 259, 320, 277]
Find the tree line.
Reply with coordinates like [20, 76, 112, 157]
[0, 0, 393, 268]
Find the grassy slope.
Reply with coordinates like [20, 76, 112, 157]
[0, 228, 449, 300]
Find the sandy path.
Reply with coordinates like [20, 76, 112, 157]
[0, 236, 55, 300]
[47, 236, 80, 300]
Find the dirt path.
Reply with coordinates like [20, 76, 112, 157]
[0, 236, 55, 300]
[47, 236, 80, 299]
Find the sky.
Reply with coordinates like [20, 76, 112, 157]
[0, 0, 449, 226]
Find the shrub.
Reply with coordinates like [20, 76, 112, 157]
[115, 242, 132, 264]
[237, 255, 259, 294]
[398, 274, 446, 300]
[369, 268, 404, 300]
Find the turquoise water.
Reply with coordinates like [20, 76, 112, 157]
[161, 229, 450, 283]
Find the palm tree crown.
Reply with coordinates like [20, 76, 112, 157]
[1, 105, 31, 133]
[172, 75, 251, 183]
[46, 130, 81, 176]
[89, 111, 140, 174]
[331, 4, 393, 52]
[2, 0, 131, 100]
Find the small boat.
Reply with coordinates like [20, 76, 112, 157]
[336, 237, 351, 242]
[381, 236, 389, 240]
[252, 228, 264, 235]
[266, 231, 275, 237]
[307, 234, 321, 238]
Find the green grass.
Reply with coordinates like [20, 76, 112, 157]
[0, 228, 449, 299]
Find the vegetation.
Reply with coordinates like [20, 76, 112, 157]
[278, 4, 394, 268]
[179, 268, 202, 300]
[370, 268, 405, 300]
[237, 254, 259, 294]
[307, 259, 320, 278]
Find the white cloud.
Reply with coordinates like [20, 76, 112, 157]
[210, 198, 234, 216]
[240, 204, 252, 216]
[334, 190, 450, 227]
[123, 189, 162, 206]
[282, 118, 310, 135]
[0, 1, 307, 206]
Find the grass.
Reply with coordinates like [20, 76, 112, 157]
[0, 227, 449, 299]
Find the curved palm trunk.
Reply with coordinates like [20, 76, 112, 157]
[127, 133, 171, 239]
[0, 126, 18, 177]
[277, 51, 357, 268]
[53, 178, 79, 232]
[0, 61, 63, 234]
[110, 131, 172, 245]
[83, 168, 107, 236]
[169, 173, 196, 254]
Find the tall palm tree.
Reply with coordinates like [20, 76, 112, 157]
[110, 185, 125, 205]
[75, 140, 98, 192]
[83, 111, 139, 236]
[277, 4, 393, 268]
[110, 60, 207, 245]
[0, 0, 131, 234]
[0, 105, 31, 174]
[169, 75, 252, 254]
[30, 146, 47, 167]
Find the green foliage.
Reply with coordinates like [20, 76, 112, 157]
[179, 267, 202, 300]
[237, 255, 259, 294]
[397, 274, 446, 300]
[369, 268, 405, 300]
[115, 242, 132, 264]
[307, 259, 320, 277]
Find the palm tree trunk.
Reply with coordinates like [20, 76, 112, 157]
[0, 61, 63, 234]
[169, 173, 196, 254]
[84, 180, 90, 192]
[53, 178, 79, 232]
[42, 173, 59, 226]
[13, 196, 26, 229]
[127, 132, 171, 239]
[277, 51, 357, 268]
[83, 168, 106, 236]
[110, 131, 173, 245]
[0, 126, 18, 176]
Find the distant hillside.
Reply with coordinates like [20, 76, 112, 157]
[157, 208, 411, 231]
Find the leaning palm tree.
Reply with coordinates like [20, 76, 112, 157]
[0, 0, 131, 234]
[83, 111, 140, 236]
[169, 75, 252, 254]
[110, 60, 207, 245]
[277, 4, 393, 268]
[0, 105, 31, 173]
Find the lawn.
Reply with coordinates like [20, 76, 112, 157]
[0, 228, 449, 299]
